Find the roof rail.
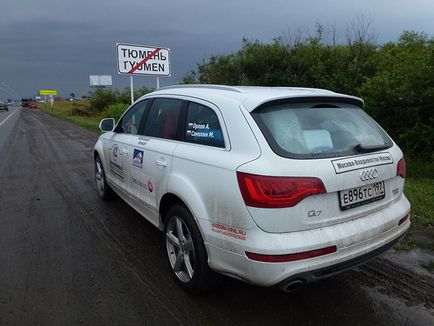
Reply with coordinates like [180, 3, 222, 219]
[158, 84, 244, 93]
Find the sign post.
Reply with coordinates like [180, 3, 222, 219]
[40, 90, 58, 110]
[116, 43, 171, 104]
[130, 76, 134, 104]
[49, 95, 54, 109]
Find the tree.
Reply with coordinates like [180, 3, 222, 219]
[181, 23, 378, 94]
[360, 31, 434, 158]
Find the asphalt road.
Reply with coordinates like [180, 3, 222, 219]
[0, 105, 21, 157]
[0, 108, 430, 325]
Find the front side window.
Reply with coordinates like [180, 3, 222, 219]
[252, 100, 392, 159]
[144, 98, 183, 140]
[117, 100, 148, 135]
[184, 102, 224, 148]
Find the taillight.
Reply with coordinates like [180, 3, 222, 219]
[236, 172, 326, 208]
[246, 245, 337, 263]
[397, 157, 406, 178]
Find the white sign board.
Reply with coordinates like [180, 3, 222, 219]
[90, 75, 112, 87]
[116, 43, 170, 76]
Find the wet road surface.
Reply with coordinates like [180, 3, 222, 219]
[0, 109, 431, 325]
[0, 105, 20, 156]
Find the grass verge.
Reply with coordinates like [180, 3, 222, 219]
[423, 260, 434, 273]
[40, 100, 104, 133]
[397, 158, 434, 251]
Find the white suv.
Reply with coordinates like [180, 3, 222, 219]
[94, 85, 410, 293]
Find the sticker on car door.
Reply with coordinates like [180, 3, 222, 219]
[110, 144, 124, 181]
[132, 149, 144, 168]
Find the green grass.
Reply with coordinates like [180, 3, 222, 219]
[423, 260, 434, 273]
[405, 158, 433, 227]
[396, 158, 434, 251]
[41, 101, 105, 133]
[405, 178, 434, 226]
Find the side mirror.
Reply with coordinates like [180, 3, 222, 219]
[99, 118, 115, 132]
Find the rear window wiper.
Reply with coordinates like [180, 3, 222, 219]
[354, 143, 389, 154]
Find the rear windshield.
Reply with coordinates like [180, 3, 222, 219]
[251, 100, 393, 159]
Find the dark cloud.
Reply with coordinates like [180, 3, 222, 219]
[1, 0, 433, 98]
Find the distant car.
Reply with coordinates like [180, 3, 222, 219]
[21, 99, 30, 107]
[94, 85, 410, 293]
[0, 102, 8, 111]
[29, 102, 38, 109]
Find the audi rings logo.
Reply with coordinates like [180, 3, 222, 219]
[360, 168, 378, 181]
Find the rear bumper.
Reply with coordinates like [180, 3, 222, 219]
[277, 229, 406, 287]
[204, 195, 411, 287]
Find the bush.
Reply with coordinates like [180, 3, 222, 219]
[88, 87, 153, 113]
[397, 123, 434, 159]
[89, 89, 118, 112]
[71, 107, 92, 117]
[182, 32, 377, 95]
[359, 31, 434, 159]
[107, 103, 129, 121]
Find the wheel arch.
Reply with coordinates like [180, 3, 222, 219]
[159, 174, 209, 238]
[93, 139, 106, 166]
[159, 193, 185, 228]
[93, 141, 104, 159]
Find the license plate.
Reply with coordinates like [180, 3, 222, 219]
[339, 181, 385, 210]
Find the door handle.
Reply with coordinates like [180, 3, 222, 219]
[156, 159, 167, 167]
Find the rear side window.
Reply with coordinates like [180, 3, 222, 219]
[184, 102, 224, 148]
[252, 100, 392, 159]
[144, 98, 183, 140]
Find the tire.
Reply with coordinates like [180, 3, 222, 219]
[94, 155, 114, 200]
[164, 205, 222, 293]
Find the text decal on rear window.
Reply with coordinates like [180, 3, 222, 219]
[331, 152, 393, 174]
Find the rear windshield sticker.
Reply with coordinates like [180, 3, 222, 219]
[133, 149, 144, 168]
[331, 152, 393, 174]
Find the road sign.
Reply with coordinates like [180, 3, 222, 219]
[40, 89, 57, 95]
[116, 43, 170, 76]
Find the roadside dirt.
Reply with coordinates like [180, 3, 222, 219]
[357, 251, 434, 322]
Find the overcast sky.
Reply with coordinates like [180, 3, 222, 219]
[1, 0, 434, 99]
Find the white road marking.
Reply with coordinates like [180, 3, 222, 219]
[0, 109, 18, 127]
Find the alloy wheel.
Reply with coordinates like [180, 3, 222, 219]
[166, 216, 196, 283]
